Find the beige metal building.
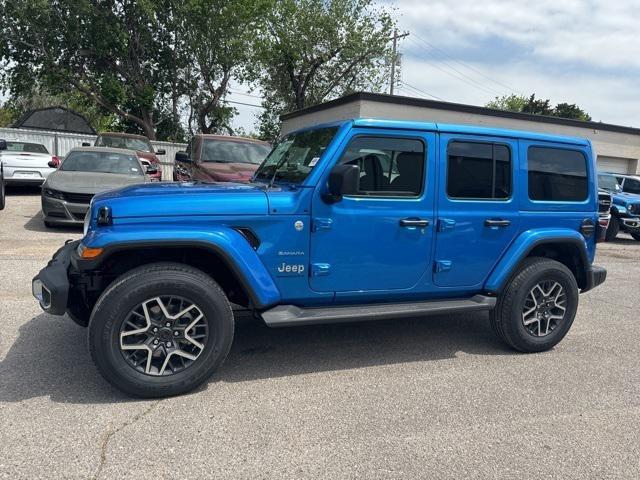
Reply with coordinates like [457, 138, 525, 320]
[280, 92, 640, 175]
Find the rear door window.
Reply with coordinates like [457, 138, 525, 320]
[528, 147, 588, 201]
[447, 141, 511, 200]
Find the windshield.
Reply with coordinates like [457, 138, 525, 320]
[6, 142, 49, 154]
[253, 127, 339, 184]
[96, 135, 152, 152]
[598, 173, 622, 192]
[201, 139, 270, 164]
[60, 151, 143, 175]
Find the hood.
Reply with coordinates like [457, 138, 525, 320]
[92, 181, 268, 218]
[45, 171, 145, 193]
[612, 191, 640, 205]
[200, 162, 258, 181]
[136, 151, 159, 163]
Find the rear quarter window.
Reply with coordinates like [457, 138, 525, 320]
[528, 147, 588, 202]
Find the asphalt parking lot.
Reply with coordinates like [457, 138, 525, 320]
[1, 188, 639, 480]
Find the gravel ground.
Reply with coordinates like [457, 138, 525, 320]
[1, 187, 639, 479]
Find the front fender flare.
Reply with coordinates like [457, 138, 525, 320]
[484, 228, 589, 293]
[79, 225, 281, 309]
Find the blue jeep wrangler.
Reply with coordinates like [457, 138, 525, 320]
[33, 119, 607, 397]
[597, 172, 640, 241]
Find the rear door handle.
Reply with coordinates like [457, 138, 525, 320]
[484, 219, 511, 228]
[400, 218, 430, 227]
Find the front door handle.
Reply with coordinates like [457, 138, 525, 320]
[484, 219, 511, 228]
[400, 218, 430, 227]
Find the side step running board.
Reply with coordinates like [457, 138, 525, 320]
[261, 295, 496, 328]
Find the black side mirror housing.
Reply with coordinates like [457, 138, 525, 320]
[155, 148, 166, 155]
[145, 164, 158, 174]
[0, 139, 6, 150]
[323, 164, 360, 203]
[47, 160, 58, 168]
[82, 142, 91, 147]
[175, 151, 192, 164]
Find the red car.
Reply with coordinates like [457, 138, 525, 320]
[90, 132, 165, 181]
[174, 135, 270, 183]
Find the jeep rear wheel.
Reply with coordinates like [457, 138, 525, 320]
[605, 216, 619, 241]
[88, 262, 233, 397]
[490, 257, 578, 353]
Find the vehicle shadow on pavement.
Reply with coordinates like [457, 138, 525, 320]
[23, 211, 81, 233]
[0, 312, 511, 403]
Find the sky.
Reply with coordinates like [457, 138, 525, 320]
[230, 0, 640, 133]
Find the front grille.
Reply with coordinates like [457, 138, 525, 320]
[598, 193, 612, 213]
[62, 192, 94, 204]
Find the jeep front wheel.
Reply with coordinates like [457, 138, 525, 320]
[605, 216, 619, 241]
[88, 262, 234, 397]
[490, 257, 578, 353]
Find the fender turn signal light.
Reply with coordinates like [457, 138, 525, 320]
[80, 247, 103, 259]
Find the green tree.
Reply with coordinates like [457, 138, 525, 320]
[1, 0, 178, 139]
[486, 93, 592, 121]
[253, 0, 395, 140]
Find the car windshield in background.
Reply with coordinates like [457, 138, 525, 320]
[6, 142, 49, 154]
[96, 136, 152, 152]
[598, 174, 622, 192]
[253, 127, 339, 184]
[201, 140, 271, 164]
[60, 151, 143, 175]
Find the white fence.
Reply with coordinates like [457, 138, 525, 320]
[0, 127, 187, 180]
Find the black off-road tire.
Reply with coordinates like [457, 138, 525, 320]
[490, 257, 579, 353]
[605, 216, 619, 241]
[0, 179, 5, 210]
[67, 302, 91, 327]
[88, 262, 234, 398]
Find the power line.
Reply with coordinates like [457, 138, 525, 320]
[412, 33, 521, 95]
[228, 88, 265, 100]
[223, 99, 265, 109]
[407, 36, 503, 96]
[401, 81, 446, 101]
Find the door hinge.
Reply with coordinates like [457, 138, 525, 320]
[434, 260, 452, 273]
[311, 263, 331, 276]
[438, 218, 456, 232]
[312, 217, 333, 232]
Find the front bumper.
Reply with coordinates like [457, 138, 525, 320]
[620, 217, 640, 230]
[32, 240, 80, 315]
[582, 265, 607, 293]
[41, 195, 89, 225]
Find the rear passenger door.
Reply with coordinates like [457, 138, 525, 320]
[434, 134, 520, 288]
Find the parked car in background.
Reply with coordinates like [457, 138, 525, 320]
[597, 189, 612, 241]
[174, 134, 270, 183]
[90, 132, 164, 181]
[0, 141, 5, 210]
[597, 172, 640, 241]
[0, 139, 59, 186]
[616, 173, 640, 195]
[41, 147, 154, 228]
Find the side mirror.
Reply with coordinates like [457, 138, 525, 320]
[175, 151, 192, 164]
[155, 148, 166, 155]
[0, 139, 6, 150]
[82, 142, 91, 147]
[145, 164, 158, 174]
[323, 164, 360, 203]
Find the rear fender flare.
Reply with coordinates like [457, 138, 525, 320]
[484, 229, 589, 293]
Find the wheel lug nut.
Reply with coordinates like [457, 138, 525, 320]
[174, 331, 179, 336]
[165, 322, 171, 327]
[153, 339, 159, 345]
[152, 327, 158, 333]
[167, 342, 172, 348]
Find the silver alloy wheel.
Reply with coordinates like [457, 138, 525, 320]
[521, 280, 566, 337]
[119, 296, 209, 376]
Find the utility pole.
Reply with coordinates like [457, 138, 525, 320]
[389, 29, 409, 95]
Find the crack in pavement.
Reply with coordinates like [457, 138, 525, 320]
[90, 401, 160, 480]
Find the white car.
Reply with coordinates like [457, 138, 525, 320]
[0, 139, 59, 186]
